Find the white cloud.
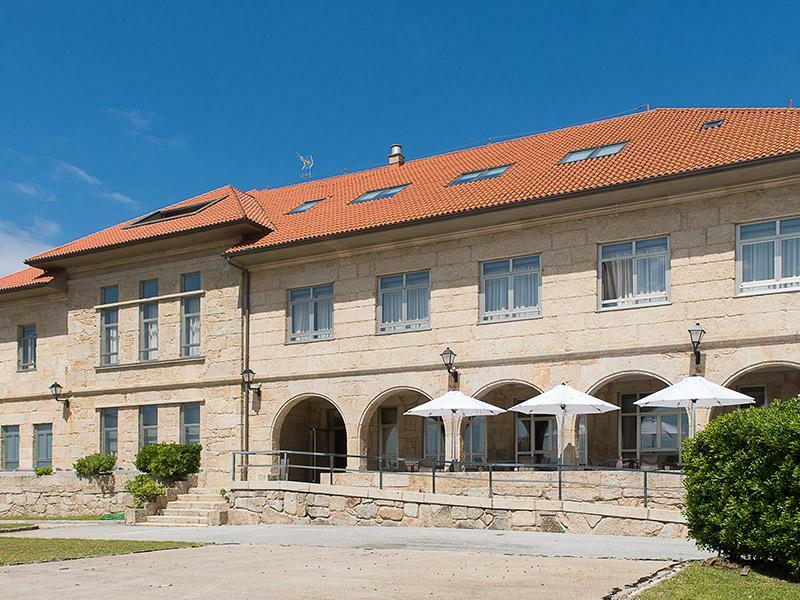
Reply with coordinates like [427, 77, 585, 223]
[0, 220, 53, 277]
[32, 217, 62, 238]
[6, 181, 57, 202]
[107, 107, 187, 148]
[54, 160, 101, 185]
[101, 191, 137, 206]
[107, 108, 153, 131]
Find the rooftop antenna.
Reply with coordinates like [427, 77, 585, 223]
[297, 153, 314, 181]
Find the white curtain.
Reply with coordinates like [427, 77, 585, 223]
[602, 258, 633, 301]
[742, 241, 774, 282]
[146, 321, 158, 353]
[513, 273, 534, 309]
[292, 302, 311, 334]
[381, 290, 402, 323]
[485, 277, 509, 312]
[406, 287, 429, 321]
[782, 237, 800, 279]
[314, 299, 333, 332]
[636, 255, 667, 295]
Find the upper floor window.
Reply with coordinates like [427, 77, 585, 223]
[600, 236, 669, 309]
[17, 324, 36, 371]
[737, 217, 800, 294]
[181, 403, 201, 444]
[449, 165, 511, 186]
[480, 256, 541, 322]
[351, 184, 408, 205]
[139, 279, 159, 361]
[34, 423, 53, 469]
[561, 142, 627, 164]
[101, 408, 118, 456]
[378, 271, 431, 333]
[288, 284, 333, 342]
[100, 286, 119, 366]
[139, 405, 158, 447]
[181, 273, 201, 357]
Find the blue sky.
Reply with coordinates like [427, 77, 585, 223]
[1, 1, 797, 276]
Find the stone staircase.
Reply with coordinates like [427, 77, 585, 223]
[142, 488, 229, 527]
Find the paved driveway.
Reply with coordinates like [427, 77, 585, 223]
[3, 524, 711, 599]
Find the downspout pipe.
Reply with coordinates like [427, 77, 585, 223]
[226, 256, 251, 480]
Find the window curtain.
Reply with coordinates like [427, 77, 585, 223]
[314, 299, 333, 332]
[742, 241, 775, 282]
[381, 290, 403, 323]
[292, 302, 311, 334]
[406, 287, 429, 321]
[485, 277, 509, 312]
[105, 324, 118, 356]
[602, 258, 633, 301]
[782, 237, 800, 279]
[146, 321, 158, 352]
[636, 255, 667, 295]
[513, 273, 535, 309]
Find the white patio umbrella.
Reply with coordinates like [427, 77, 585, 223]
[404, 391, 505, 466]
[509, 383, 619, 465]
[634, 375, 754, 436]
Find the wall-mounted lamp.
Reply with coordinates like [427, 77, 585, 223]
[688, 322, 706, 366]
[50, 381, 67, 408]
[241, 368, 260, 409]
[440, 347, 459, 384]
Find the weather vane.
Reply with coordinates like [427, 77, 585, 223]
[297, 153, 314, 181]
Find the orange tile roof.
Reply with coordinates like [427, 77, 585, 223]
[229, 108, 800, 253]
[0, 267, 55, 293]
[3, 107, 800, 293]
[26, 185, 274, 265]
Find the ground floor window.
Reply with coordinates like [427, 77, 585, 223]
[423, 417, 445, 461]
[464, 416, 487, 463]
[101, 408, 118, 456]
[620, 393, 688, 467]
[515, 415, 558, 464]
[180, 403, 201, 445]
[1, 425, 20, 471]
[34, 423, 52, 468]
[379, 407, 398, 467]
[139, 406, 158, 447]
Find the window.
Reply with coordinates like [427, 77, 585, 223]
[620, 393, 688, 464]
[701, 119, 724, 129]
[480, 256, 541, 322]
[351, 184, 408, 205]
[378, 271, 431, 333]
[181, 403, 201, 444]
[1, 425, 20, 471]
[423, 417, 445, 462]
[125, 197, 221, 228]
[464, 417, 487, 463]
[34, 423, 53, 468]
[449, 165, 511, 186]
[288, 284, 333, 342]
[600, 236, 669, 309]
[561, 142, 627, 164]
[287, 198, 324, 214]
[181, 273, 201, 357]
[737, 217, 800, 294]
[100, 286, 119, 366]
[738, 385, 767, 408]
[379, 407, 398, 468]
[101, 408, 118, 456]
[515, 415, 558, 464]
[18, 324, 36, 371]
[139, 406, 158, 447]
[139, 279, 159, 360]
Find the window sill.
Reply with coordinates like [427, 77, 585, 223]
[477, 312, 542, 325]
[16, 367, 37, 373]
[597, 300, 671, 313]
[95, 356, 205, 372]
[285, 335, 335, 345]
[376, 325, 432, 335]
[734, 285, 800, 298]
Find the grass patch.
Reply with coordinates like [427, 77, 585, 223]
[0, 537, 202, 565]
[0, 515, 108, 521]
[640, 561, 800, 600]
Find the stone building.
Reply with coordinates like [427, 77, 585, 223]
[2, 108, 800, 488]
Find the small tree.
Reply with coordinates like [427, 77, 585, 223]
[682, 398, 800, 577]
[134, 443, 201, 482]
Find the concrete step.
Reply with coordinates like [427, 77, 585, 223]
[166, 500, 228, 510]
[139, 521, 205, 528]
[177, 493, 226, 502]
[145, 514, 208, 525]
[161, 508, 215, 517]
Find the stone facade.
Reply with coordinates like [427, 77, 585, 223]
[1, 177, 800, 490]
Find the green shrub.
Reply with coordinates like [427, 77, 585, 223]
[73, 453, 116, 477]
[134, 443, 201, 482]
[682, 398, 800, 577]
[124, 475, 165, 508]
[34, 465, 53, 477]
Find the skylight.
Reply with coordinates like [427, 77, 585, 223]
[449, 164, 511, 186]
[287, 198, 324, 214]
[701, 119, 725, 130]
[125, 197, 223, 228]
[560, 142, 627, 164]
[351, 184, 409, 205]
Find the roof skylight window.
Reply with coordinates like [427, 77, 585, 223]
[449, 164, 511, 186]
[125, 197, 223, 228]
[351, 184, 409, 205]
[701, 119, 725, 130]
[287, 198, 324, 214]
[560, 142, 627, 164]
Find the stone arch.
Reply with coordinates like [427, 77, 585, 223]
[587, 370, 672, 395]
[715, 361, 800, 414]
[470, 379, 543, 400]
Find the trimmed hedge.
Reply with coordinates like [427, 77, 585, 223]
[73, 453, 116, 477]
[682, 398, 800, 576]
[134, 443, 201, 482]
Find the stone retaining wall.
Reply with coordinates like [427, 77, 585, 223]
[228, 481, 687, 538]
[0, 471, 136, 516]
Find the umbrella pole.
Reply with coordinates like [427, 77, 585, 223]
[451, 410, 456, 472]
[691, 399, 697, 437]
[559, 408, 565, 466]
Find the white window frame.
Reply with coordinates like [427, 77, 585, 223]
[139, 279, 159, 361]
[598, 236, 670, 310]
[180, 273, 202, 357]
[377, 270, 431, 334]
[17, 323, 36, 371]
[479, 255, 542, 323]
[100, 286, 119, 366]
[619, 393, 688, 461]
[287, 284, 334, 343]
[736, 217, 800, 295]
[515, 414, 558, 463]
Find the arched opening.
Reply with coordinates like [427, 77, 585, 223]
[273, 395, 347, 482]
[360, 388, 434, 472]
[715, 362, 800, 418]
[467, 381, 546, 465]
[587, 372, 681, 469]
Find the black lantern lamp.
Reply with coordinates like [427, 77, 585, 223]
[688, 322, 705, 366]
[440, 347, 459, 383]
[50, 381, 67, 408]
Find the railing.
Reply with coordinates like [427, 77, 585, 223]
[231, 450, 685, 509]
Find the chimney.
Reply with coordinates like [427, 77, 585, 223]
[388, 144, 404, 166]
